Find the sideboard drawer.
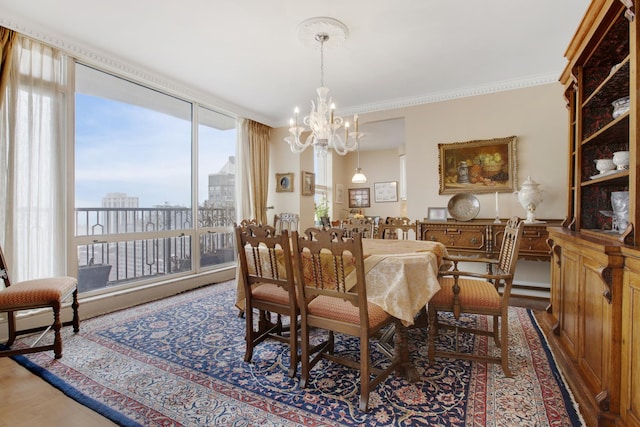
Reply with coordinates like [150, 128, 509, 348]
[421, 225, 486, 252]
[495, 225, 551, 259]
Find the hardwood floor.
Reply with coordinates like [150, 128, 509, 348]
[0, 297, 561, 426]
[0, 357, 116, 427]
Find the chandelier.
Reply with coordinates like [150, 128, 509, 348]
[285, 18, 361, 156]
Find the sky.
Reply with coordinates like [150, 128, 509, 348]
[75, 94, 236, 208]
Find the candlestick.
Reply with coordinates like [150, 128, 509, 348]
[345, 121, 350, 140]
[494, 191, 501, 223]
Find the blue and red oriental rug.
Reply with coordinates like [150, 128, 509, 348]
[12, 280, 584, 426]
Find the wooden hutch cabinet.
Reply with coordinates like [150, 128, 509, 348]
[543, 1, 640, 426]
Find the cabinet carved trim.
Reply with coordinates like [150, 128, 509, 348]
[600, 266, 614, 303]
[596, 390, 610, 412]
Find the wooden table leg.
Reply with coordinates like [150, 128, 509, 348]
[394, 322, 419, 382]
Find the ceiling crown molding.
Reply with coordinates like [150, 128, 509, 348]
[0, 14, 276, 127]
[338, 72, 560, 118]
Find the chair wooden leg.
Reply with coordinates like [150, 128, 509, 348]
[427, 306, 437, 364]
[501, 314, 511, 377]
[72, 289, 80, 333]
[244, 307, 255, 363]
[493, 315, 501, 347]
[52, 302, 63, 359]
[299, 318, 311, 388]
[287, 312, 298, 378]
[359, 336, 370, 412]
[6, 311, 16, 347]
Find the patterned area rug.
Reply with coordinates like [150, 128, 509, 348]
[13, 280, 584, 426]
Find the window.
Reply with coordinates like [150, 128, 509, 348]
[314, 150, 333, 221]
[74, 64, 236, 293]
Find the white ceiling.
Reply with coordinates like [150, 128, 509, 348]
[0, 0, 590, 151]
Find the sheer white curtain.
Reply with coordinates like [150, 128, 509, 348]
[0, 35, 66, 282]
[235, 118, 253, 224]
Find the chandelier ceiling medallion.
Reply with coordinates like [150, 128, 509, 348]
[285, 17, 362, 156]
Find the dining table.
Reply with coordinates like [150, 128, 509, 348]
[235, 237, 449, 382]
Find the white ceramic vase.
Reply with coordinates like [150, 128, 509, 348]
[515, 176, 544, 223]
[613, 151, 630, 170]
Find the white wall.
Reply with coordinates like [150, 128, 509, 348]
[270, 83, 569, 225]
[268, 82, 569, 292]
[350, 83, 568, 222]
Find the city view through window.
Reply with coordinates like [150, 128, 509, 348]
[74, 64, 236, 293]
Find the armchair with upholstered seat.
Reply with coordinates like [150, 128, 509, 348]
[0, 244, 79, 359]
[427, 216, 524, 377]
[291, 227, 401, 412]
[234, 224, 299, 377]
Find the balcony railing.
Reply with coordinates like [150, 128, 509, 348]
[75, 206, 236, 293]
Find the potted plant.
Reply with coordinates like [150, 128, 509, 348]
[314, 198, 330, 225]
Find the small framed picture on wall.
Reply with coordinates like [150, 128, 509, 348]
[301, 171, 315, 196]
[276, 173, 294, 192]
[348, 188, 370, 208]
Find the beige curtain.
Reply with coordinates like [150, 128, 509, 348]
[0, 27, 17, 108]
[236, 118, 271, 225]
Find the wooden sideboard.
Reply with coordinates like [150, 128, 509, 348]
[418, 219, 563, 261]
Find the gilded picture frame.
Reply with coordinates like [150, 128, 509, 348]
[276, 173, 294, 193]
[438, 136, 517, 195]
[301, 171, 315, 196]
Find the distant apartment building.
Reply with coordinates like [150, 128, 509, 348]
[100, 192, 139, 234]
[207, 156, 235, 207]
[102, 192, 139, 208]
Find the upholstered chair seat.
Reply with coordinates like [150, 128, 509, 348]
[0, 246, 80, 359]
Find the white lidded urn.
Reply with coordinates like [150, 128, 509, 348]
[515, 176, 544, 223]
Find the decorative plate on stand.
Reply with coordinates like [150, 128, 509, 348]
[447, 194, 480, 221]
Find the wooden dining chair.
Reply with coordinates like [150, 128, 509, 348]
[427, 216, 524, 377]
[342, 218, 374, 238]
[291, 227, 401, 412]
[377, 217, 417, 240]
[239, 218, 259, 227]
[0, 244, 79, 359]
[273, 212, 299, 234]
[234, 224, 299, 377]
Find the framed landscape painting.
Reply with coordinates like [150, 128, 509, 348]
[438, 136, 517, 195]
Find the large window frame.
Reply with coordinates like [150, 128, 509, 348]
[72, 62, 237, 297]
